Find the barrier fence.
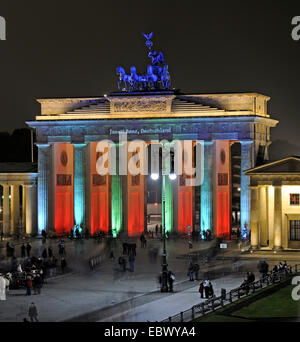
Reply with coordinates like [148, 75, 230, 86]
[161, 263, 300, 322]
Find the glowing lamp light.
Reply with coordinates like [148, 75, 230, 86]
[154, 202, 158, 206]
[169, 173, 177, 180]
[151, 173, 159, 181]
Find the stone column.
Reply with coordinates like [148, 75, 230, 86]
[240, 141, 254, 238]
[200, 141, 213, 233]
[273, 185, 282, 250]
[2, 184, 10, 236]
[10, 185, 20, 235]
[259, 186, 268, 246]
[22, 185, 26, 235]
[74, 143, 86, 227]
[37, 144, 50, 234]
[250, 186, 259, 249]
[25, 185, 33, 235]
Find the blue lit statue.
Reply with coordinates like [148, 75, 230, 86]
[116, 66, 131, 90]
[116, 33, 171, 91]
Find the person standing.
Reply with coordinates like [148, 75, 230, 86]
[155, 224, 159, 237]
[208, 281, 214, 298]
[21, 244, 26, 258]
[42, 248, 47, 259]
[188, 262, 194, 281]
[129, 254, 135, 272]
[61, 257, 67, 273]
[26, 276, 32, 296]
[193, 263, 200, 281]
[28, 302, 39, 322]
[199, 280, 204, 298]
[26, 243, 32, 258]
[48, 246, 53, 258]
[204, 280, 210, 298]
[168, 271, 175, 292]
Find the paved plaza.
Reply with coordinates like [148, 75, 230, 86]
[0, 236, 299, 322]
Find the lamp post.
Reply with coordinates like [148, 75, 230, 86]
[151, 171, 176, 292]
[161, 173, 168, 292]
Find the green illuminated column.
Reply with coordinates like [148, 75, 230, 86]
[111, 143, 122, 237]
[111, 174, 122, 237]
[162, 175, 173, 233]
[74, 143, 86, 227]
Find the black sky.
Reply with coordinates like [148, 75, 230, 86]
[1, 0, 300, 156]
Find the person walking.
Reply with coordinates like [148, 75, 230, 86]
[21, 244, 26, 258]
[28, 302, 39, 322]
[26, 243, 32, 258]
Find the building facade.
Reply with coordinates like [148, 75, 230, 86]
[25, 91, 278, 238]
[246, 156, 300, 250]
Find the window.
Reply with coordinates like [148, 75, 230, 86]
[290, 220, 300, 241]
[290, 194, 300, 205]
[218, 173, 228, 186]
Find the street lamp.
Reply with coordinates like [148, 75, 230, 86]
[151, 172, 176, 292]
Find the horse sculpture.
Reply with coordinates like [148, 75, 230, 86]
[116, 66, 131, 90]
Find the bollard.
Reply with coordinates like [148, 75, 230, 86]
[202, 303, 205, 315]
[229, 291, 232, 303]
[180, 312, 183, 322]
[168, 316, 172, 322]
[192, 307, 195, 320]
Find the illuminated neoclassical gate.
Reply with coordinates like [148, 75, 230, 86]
[27, 91, 278, 238]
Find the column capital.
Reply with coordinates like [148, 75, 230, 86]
[73, 143, 87, 148]
[36, 143, 50, 149]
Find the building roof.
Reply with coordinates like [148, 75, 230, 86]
[33, 91, 272, 121]
[245, 156, 300, 175]
[0, 162, 37, 174]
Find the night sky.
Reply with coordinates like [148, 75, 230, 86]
[1, 0, 300, 159]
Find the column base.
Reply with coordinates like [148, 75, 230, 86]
[250, 245, 259, 251]
[273, 246, 283, 251]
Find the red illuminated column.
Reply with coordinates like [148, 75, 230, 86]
[89, 142, 111, 235]
[53, 143, 74, 236]
[174, 141, 194, 235]
[127, 146, 147, 237]
[213, 140, 232, 238]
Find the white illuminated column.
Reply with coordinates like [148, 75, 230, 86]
[273, 185, 282, 250]
[240, 141, 254, 238]
[2, 184, 10, 236]
[37, 143, 50, 235]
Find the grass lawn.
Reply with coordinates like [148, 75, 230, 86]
[233, 285, 299, 319]
[195, 284, 300, 322]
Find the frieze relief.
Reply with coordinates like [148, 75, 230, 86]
[114, 100, 167, 113]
